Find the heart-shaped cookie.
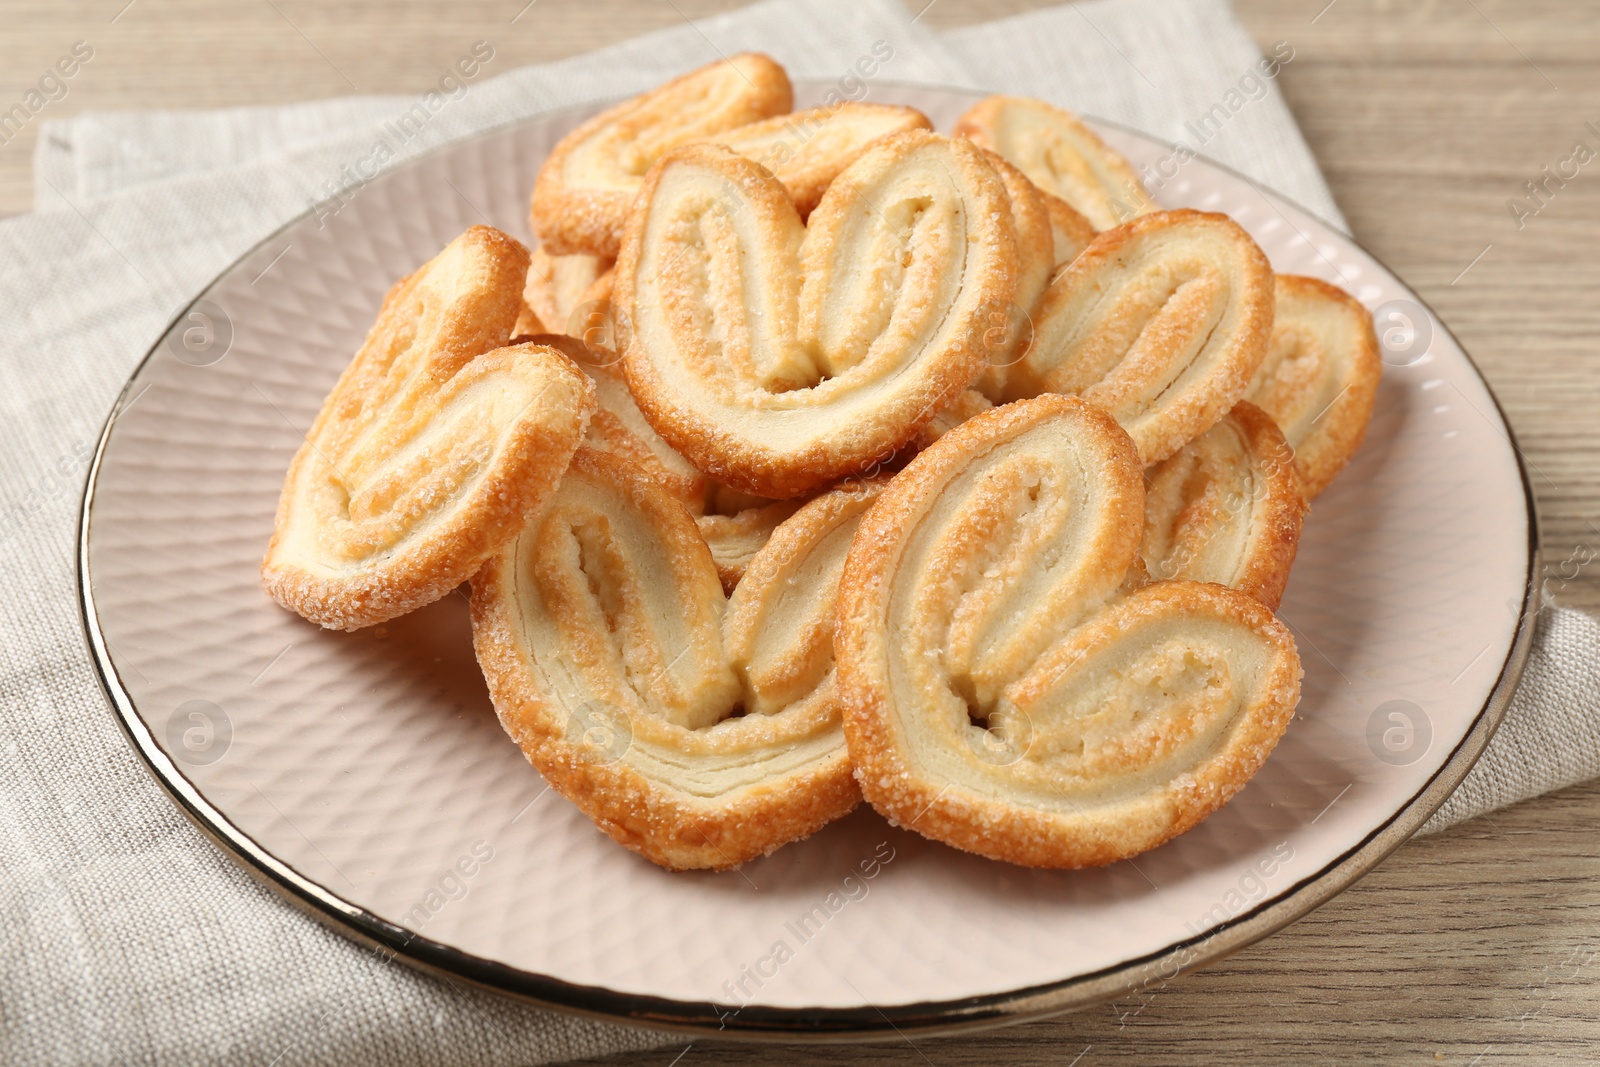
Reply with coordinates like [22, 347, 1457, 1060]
[615, 130, 1021, 499]
[527, 101, 932, 340]
[1141, 401, 1305, 609]
[262, 226, 595, 630]
[472, 449, 884, 869]
[954, 94, 1155, 231]
[836, 394, 1301, 868]
[903, 393, 1303, 608]
[1245, 275, 1381, 499]
[993, 209, 1275, 466]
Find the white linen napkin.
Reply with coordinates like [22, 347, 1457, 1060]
[2, 0, 1593, 1063]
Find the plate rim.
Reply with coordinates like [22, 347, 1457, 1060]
[76, 81, 1542, 1040]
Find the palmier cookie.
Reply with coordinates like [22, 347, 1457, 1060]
[836, 394, 1302, 869]
[262, 227, 595, 631]
[1141, 402, 1305, 610]
[615, 130, 1019, 499]
[531, 54, 793, 258]
[471, 449, 884, 870]
[1244, 275, 1381, 499]
[954, 94, 1156, 230]
[995, 209, 1275, 466]
[707, 102, 934, 216]
[906, 388, 1305, 592]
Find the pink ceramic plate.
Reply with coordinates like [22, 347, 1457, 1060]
[79, 83, 1537, 1037]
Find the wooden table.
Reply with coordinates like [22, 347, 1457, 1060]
[5, 1, 1598, 1062]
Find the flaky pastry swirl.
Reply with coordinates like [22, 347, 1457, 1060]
[906, 393, 1301, 607]
[697, 498, 804, 593]
[262, 226, 595, 630]
[994, 209, 1275, 465]
[1141, 401, 1305, 610]
[1244, 275, 1381, 499]
[954, 94, 1156, 231]
[615, 130, 1020, 499]
[530, 53, 793, 258]
[836, 394, 1301, 868]
[472, 449, 883, 869]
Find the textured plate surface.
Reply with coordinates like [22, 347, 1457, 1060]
[81, 84, 1536, 1034]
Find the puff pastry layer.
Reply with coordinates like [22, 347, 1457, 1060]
[263, 226, 595, 630]
[531, 53, 794, 258]
[909, 394, 1303, 608]
[698, 499, 804, 593]
[972, 151, 1058, 397]
[616, 131, 1020, 499]
[955, 94, 1156, 230]
[1245, 275, 1382, 499]
[1046, 194, 1097, 267]
[472, 449, 883, 869]
[837, 394, 1301, 868]
[997, 209, 1275, 465]
[1141, 401, 1305, 610]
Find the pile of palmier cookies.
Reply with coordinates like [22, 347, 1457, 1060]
[263, 53, 1379, 872]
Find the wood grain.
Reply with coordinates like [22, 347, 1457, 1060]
[5, 1, 1598, 1063]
